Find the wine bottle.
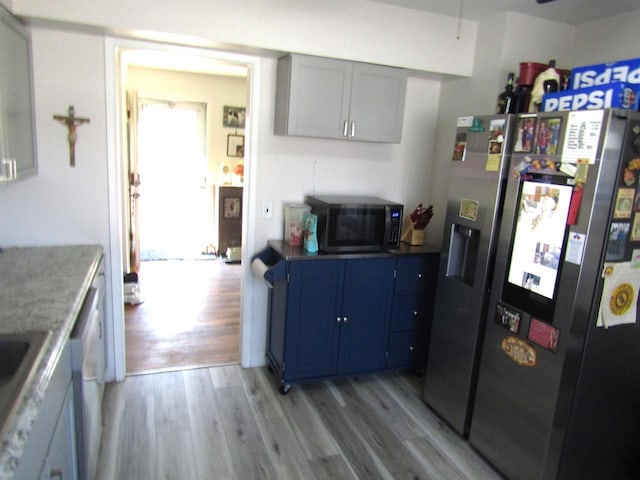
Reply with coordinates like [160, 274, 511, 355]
[496, 72, 518, 114]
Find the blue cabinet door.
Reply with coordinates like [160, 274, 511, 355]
[338, 258, 395, 374]
[284, 260, 343, 380]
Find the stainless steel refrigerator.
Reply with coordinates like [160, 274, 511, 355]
[422, 113, 517, 436]
[468, 109, 640, 480]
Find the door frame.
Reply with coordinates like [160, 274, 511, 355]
[104, 37, 261, 381]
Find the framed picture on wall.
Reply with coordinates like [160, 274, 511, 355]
[227, 134, 244, 157]
[223, 106, 246, 128]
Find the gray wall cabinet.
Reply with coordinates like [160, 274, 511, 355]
[275, 53, 407, 143]
[0, 5, 37, 182]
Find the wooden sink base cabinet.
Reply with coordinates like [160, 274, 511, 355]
[255, 241, 439, 394]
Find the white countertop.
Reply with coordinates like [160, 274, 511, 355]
[0, 245, 103, 479]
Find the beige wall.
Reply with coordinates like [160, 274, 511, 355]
[127, 66, 247, 185]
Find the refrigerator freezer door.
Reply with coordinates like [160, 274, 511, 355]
[423, 114, 515, 436]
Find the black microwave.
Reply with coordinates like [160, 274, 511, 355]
[305, 195, 403, 253]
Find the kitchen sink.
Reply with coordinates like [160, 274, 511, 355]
[0, 331, 50, 435]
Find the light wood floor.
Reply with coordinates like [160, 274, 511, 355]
[124, 259, 241, 374]
[95, 365, 503, 480]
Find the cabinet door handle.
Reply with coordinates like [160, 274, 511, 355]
[417, 273, 422, 279]
[337, 316, 342, 323]
[350, 121, 355, 138]
[343, 316, 348, 323]
[413, 310, 418, 316]
[343, 120, 349, 137]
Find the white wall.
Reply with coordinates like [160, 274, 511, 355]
[13, 0, 478, 76]
[127, 67, 247, 184]
[427, 12, 577, 246]
[572, 9, 640, 66]
[0, 29, 109, 247]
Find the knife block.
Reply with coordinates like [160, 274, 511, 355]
[401, 223, 425, 246]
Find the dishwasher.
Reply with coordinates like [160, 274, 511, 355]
[71, 257, 106, 480]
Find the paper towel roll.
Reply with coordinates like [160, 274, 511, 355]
[251, 257, 273, 287]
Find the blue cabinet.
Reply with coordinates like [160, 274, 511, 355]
[268, 257, 395, 391]
[262, 246, 438, 393]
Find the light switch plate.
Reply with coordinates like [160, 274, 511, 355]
[262, 202, 273, 219]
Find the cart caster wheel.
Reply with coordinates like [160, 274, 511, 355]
[279, 384, 291, 395]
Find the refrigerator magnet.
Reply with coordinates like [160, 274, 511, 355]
[514, 117, 536, 153]
[500, 336, 537, 367]
[565, 232, 586, 265]
[469, 118, 485, 132]
[605, 222, 631, 261]
[495, 302, 521, 334]
[486, 155, 500, 172]
[534, 117, 562, 156]
[574, 159, 590, 183]
[487, 121, 504, 170]
[452, 132, 467, 161]
[459, 198, 479, 221]
[528, 318, 560, 353]
[631, 213, 640, 241]
[614, 188, 634, 219]
[512, 158, 532, 177]
[488, 119, 506, 155]
[567, 184, 584, 225]
[559, 162, 577, 177]
[456, 116, 474, 127]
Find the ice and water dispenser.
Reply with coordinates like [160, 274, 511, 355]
[446, 223, 480, 287]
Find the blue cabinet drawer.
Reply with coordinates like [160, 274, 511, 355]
[387, 330, 429, 369]
[394, 255, 438, 295]
[391, 294, 433, 332]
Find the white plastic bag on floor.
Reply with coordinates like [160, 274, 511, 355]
[124, 282, 144, 305]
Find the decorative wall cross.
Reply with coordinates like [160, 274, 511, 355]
[53, 105, 90, 167]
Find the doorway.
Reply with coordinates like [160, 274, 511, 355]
[121, 53, 248, 375]
[136, 98, 211, 261]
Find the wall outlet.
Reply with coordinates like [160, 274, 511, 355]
[262, 202, 273, 219]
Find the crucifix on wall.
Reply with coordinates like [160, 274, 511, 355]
[53, 105, 90, 167]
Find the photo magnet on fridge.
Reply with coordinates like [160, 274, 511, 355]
[534, 117, 562, 155]
[495, 302, 521, 334]
[513, 116, 537, 153]
[614, 188, 635, 219]
[452, 132, 467, 161]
